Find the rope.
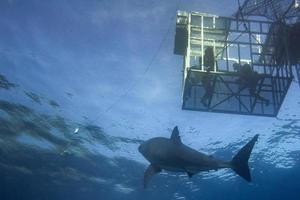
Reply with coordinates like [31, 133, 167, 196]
[60, 0, 183, 155]
[72, 0, 182, 134]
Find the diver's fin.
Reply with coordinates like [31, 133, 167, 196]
[170, 126, 182, 145]
[231, 134, 259, 182]
[143, 164, 161, 188]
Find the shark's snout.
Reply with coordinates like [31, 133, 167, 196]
[138, 142, 148, 156]
[138, 143, 144, 154]
[138, 144, 142, 153]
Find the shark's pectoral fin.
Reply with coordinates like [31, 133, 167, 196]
[144, 164, 161, 188]
[187, 172, 195, 178]
[170, 126, 182, 145]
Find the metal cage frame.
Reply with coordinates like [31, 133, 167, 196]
[175, 11, 294, 116]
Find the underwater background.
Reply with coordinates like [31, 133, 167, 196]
[1, 0, 300, 199]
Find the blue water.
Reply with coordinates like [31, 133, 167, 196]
[1, 0, 300, 200]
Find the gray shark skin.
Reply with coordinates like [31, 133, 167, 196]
[138, 126, 259, 188]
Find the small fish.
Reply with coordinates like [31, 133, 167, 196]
[74, 128, 79, 134]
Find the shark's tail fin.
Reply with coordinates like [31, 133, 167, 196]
[231, 134, 259, 182]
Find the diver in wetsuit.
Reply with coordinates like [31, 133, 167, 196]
[201, 47, 215, 107]
[233, 63, 269, 106]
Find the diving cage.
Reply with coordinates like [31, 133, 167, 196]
[174, 11, 295, 116]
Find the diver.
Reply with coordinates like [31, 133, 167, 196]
[233, 63, 269, 106]
[201, 47, 215, 107]
[203, 47, 215, 70]
[184, 77, 193, 101]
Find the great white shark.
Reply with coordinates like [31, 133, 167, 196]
[138, 126, 259, 188]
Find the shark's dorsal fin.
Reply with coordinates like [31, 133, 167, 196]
[144, 164, 161, 188]
[170, 126, 182, 145]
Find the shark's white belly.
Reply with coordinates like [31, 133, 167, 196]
[159, 165, 209, 173]
[146, 139, 220, 173]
